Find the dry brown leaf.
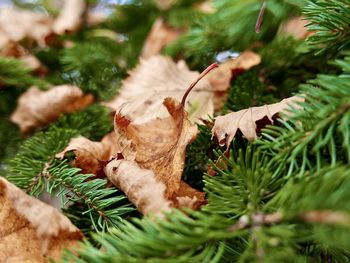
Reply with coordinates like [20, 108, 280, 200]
[11, 85, 93, 134]
[105, 159, 172, 216]
[0, 41, 46, 74]
[279, 16, 314, 40]
[102, 55, 214, 124]
[141, 18, 183, 59]
[56, 132, 119, 176]
[0, 177, 83, 262]
[53, 0, 86, 35]
[206, 51, 261, 92]
[0, 8, 53, 48]
[194, 1, 216, 14]
[155, 0, 176, 10]
[103, 64, 218, 215]
[212, 96, 305, 147]
[114, 97, 198, 198]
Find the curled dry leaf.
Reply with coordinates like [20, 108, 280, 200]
[0, 41, 46, 74]
[11, 85, 93, 134]
[56, 132, 119, 176]
[102, 55, 214, 124]
[0, 8, 53, 48]
[141, 18, 183, 59]
[105, 159, 172, 216]
[103, 64, 218, 215]
[53, 0, 87, 35]
[0, 177, 83, 262]
[206, 51, 261, 92]
[279, 16, 314, 40]
[114, 98, 198, 199]
[213, 96, 305, 147]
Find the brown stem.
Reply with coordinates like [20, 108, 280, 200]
[181, 62, 218, 107]
[228, 210, 350, 234]
[255, 1, 267, 33]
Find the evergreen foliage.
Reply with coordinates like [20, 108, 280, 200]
[1, 0, 350, 262]
[165, 0, 306, 68]
[0, 57, 48, 89]
[61, 41, 124, 100]
[304, 0, 350, 55]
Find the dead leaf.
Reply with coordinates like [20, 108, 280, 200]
[11, 85, 93, 134]
[279, 16, 314, 40]
[212, 96, 305, 147]
[206, 51, 261, 92]
[0, 177, 83, 262]
[0, 8, 53, 48]
[115, 97, 198, 198]
[105, 64, 217, 215]
[102, 55, 214, 124]
[53, 0, 87, 35]
[105, 159, 172, 216]
[56, 132, 119, 176]
[141, 18, 183, 59]
[0, 41, 47, 74]
[155, 0, 176, 10]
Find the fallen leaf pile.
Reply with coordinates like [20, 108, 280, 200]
[0, 177, 83, 262]
[1, 3, 310, 261]
[11, 85, 93, 134]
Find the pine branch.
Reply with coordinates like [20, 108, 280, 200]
[46, 160, 135, 232]
[165, 0, 305, 68]
[60, 40, 124, 100]
[259, 56, 350, 177]
[0, 57, 48, 89]
[303, 0, 350, 55]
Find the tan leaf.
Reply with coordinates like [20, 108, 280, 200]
[11, 85, 93, 134]
[155, 0, 176, 10]
[104, 64, 217, 215]
[279, 16, 314, 40]
[206, 51, 261, 92]
[56, 132, 119, 176]
[0, 177, 83, 262]
[53, 0, 86, 35]
[105, 159, 172, 216]
[0, 8, 53, 48]
[102, 55, 214, 124]
[0, 41, 46, 74]
[141, 18, 183, 59]
[212, 96, 305, 147]
[115, 98, 198, 198]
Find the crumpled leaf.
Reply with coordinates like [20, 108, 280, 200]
[53, 0, 86, 35]
[0, 177, 83, 262]
[279, 16, 314, 40]
[0, 41, 46, 74]
[141, 18, 183, 59]
[212, 96, 305, 147]
[105, 159, 172, 215]
[206, 51, 261, 92]
[56, 132, 119, 176]
[0, 8, 53, 48]
[11, 85, 93, 134]
[114, 98, 199, 198]
[155, 0, 176, 10]
[103, 64, 217, 215]
[102, 55, 214, 124]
